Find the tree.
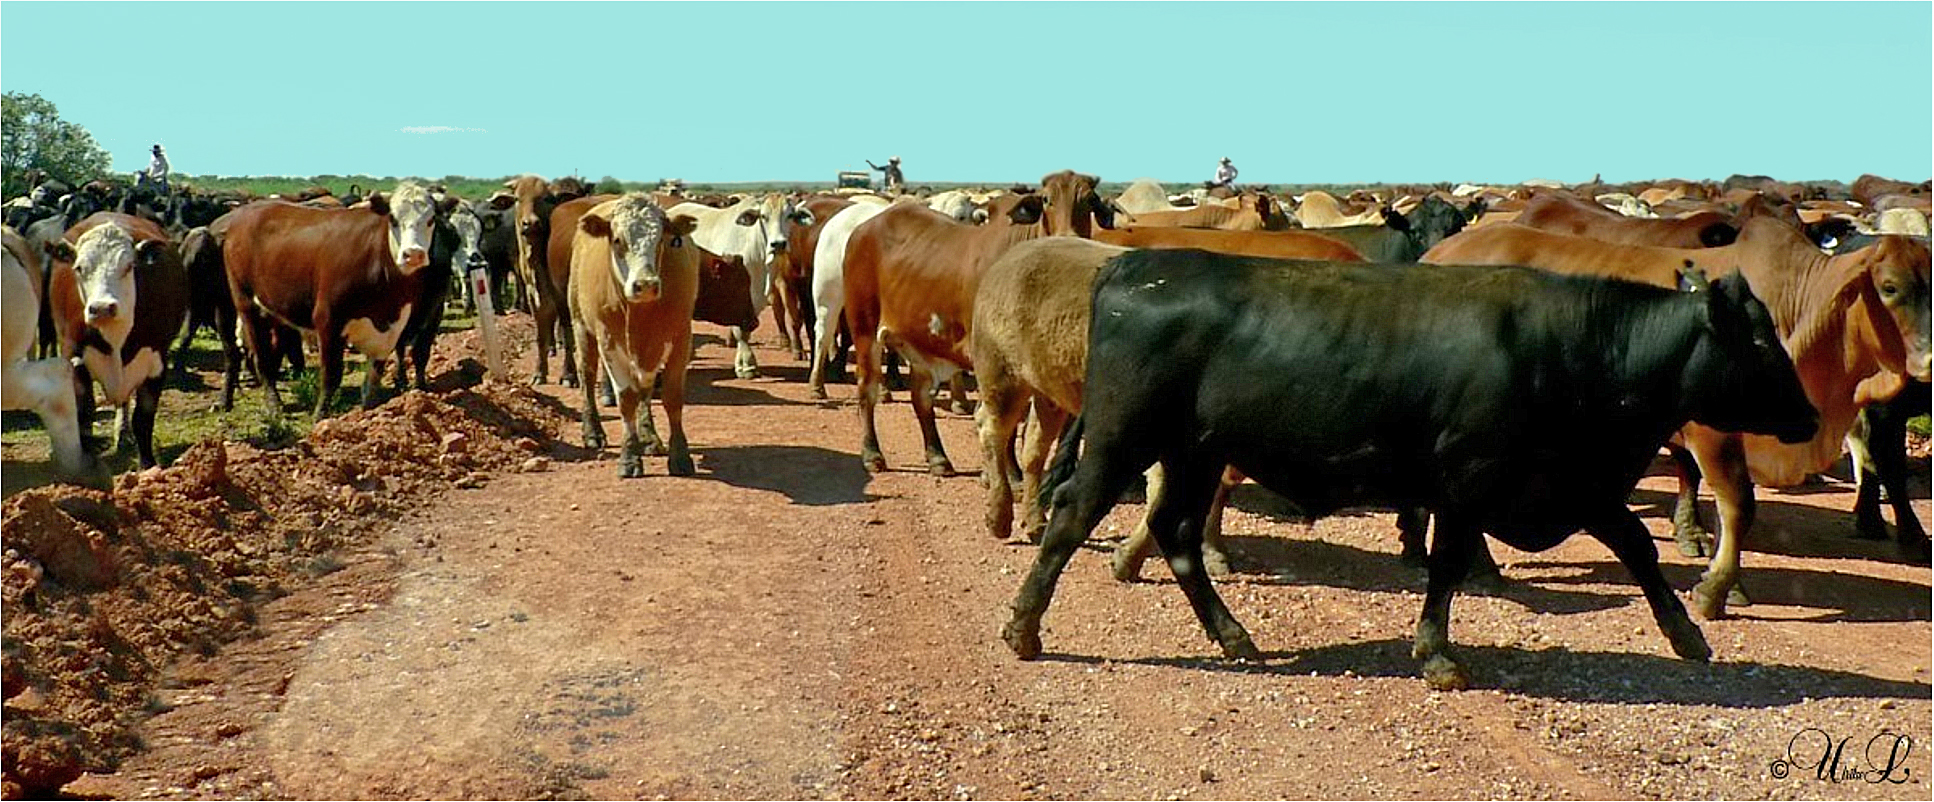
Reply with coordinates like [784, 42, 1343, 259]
[2, 92, 111, 199]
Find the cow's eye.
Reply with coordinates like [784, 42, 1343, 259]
[1880, 282, 1899, 297]
[670, 236, 683, 248]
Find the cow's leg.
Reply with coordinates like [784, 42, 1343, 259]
[1016, 400, 1069, 543]
[1848, 417, 1888, 541]
[767, 281, 798, 359]
[1689, 438, 1754, 618]
[131, 376, 162, 468]
[1668, 445, 1712, 558]
[615, 378, 645, 479]
[729, 325, 760, 379]
[1586, 504, 1712, 662]
[1412, 512, 1479, 691]
[239, 308, 285, 416]
[360, 355, 386, 410]
[1398, 507, 1430, 568]
[851, 316, 887, 472]
[906, 364, 954, 476]
[555, 303, 578, 388]
[1198, 466, 1241, 576]
[1149, 458, 1259, 659]
[530, 287, 555, 385]
[975, 372, 1031, 540]
[1870, 403, 1930, 562]
[809, 274, 845, 398]
[313, 326, 345, 418]
[661, 332, 695, 477]
[3, 357, 105, 488]
[215, 301, 243, 410]
[575, 327, 606, 450]
[1004, 435, 1149, 660]
[634, 367, 666, 457]
[599, 370, 617, 409]
[1112, 464, 1168, 582]
[947, 374, 973, 416]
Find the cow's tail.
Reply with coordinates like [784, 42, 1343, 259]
[1035, 413, 1086, 520]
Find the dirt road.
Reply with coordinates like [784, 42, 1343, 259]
[60, 319, 1933, 800]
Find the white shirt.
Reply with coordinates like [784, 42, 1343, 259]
[1215, 162, 1237, 185]
[149, 151, 170, 179]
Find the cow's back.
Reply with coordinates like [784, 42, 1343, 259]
[971, 237, 1128, 415]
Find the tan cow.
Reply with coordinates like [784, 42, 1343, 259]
[1423, 217, 1931, 617]
[569, 194, 702, 478]
[1116, 192, 1283, 231]
[1294, 190, 1387, 228]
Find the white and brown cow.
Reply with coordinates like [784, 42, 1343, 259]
[3, 226, 103, 486]
[569, 194, 702, 477]
[669, 194, 815, 379]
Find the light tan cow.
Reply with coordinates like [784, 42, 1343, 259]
[1294, 190, 1387, 228]
[568, 194, 702, 478]
[3, 226, 102, 486]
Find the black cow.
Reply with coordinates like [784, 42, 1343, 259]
[1002, 251, 1818, 689]
[1306, 195, 1481, 263]
[469, 195, 519, 313]
[391, 207, 467, 391]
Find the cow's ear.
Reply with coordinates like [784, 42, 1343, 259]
[668, 214, 699, 237]
[1676, 260, 1711, 294]
[1382, 207, 1411, 232]
[579, 213, 612, 239]
[1009, 196, 1045, 225]
[489, 193, 517, 211]
[734, 210, 760, 226]
[790, 209, 816, 227]
[135, 239, 168, 266]
[970, 207, 989, 225]
[367, 192, 391, 217]
[435, 193, 461, 216]
[44, 240, 76, 264]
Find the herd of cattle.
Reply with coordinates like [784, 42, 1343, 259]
[2, 168, 1929, 688]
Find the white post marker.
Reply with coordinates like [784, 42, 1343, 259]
[469, 265, 507, 378]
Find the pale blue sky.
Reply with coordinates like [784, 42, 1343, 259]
[2, 1, 1928, 185]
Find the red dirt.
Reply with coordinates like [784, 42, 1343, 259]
[7, 310, 1930, 800]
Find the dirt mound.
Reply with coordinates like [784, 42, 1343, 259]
[1, 379, 567, 799]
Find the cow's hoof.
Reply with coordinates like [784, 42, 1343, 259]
[862, 452, 887, 473]
[1691, 580, 1729, 620]
[1203, 548, 1232, 577]
[619, 458, 644, 479]
[1852, 517, 1891, 541]
[949, 400, 974, 417]
[668, 453, 695, 477]
[529, 374, 548, 387]
[810, 384, 828, 400]
[1666, 624, 1712, 662]
[598, 390, 616, 408]
[1001, 618, 1042, 660]
[583, 428, 606, 450]
[1420, 655, 1470, 691]
[1674, 525, 1712, 558]
[1219, 631, 1262, 660]
[735, 365, 761, 380]
[928, 458, 956, 478]
[642, 438, 668, 457]
[1110, 546, 1146, 582]
[1019, 522, 1045, 546]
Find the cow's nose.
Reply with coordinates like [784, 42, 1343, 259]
[402, 247, 428, 268]
[770, 241, 788, 254]
[87, 300, 118, 321]
[630, 278, 659, 297]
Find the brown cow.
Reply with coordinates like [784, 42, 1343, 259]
[1423, 217, 1932, 616]
[1512, 193, 1742, 248]
[568, 194, 701, 477]
[219, 183, 443, 416]
[1117, 192, 1283, 231]
[45, 213, 189, 468]
[506, 174, 595, 385]
[549, 194, 756, 331]
[972, 233, 1364, 552]
[1852, 174, 1932, 207]
[842, 170, 1113, 474]
[770, 195, 854, 362]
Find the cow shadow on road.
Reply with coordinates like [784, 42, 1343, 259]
[1038, 639, 1930, 706]
[684, 365, 805, 407]
[1626, 488, 1927, 566]
[1516, 559, 1931, 624]
[699, 444, 878, 506]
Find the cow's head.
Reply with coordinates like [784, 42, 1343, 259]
[445, 205, 490, 275]
[369, 181, 437, 274]
[580, 194, 696, 302]
[732, 194, 813, 257]
[48, 223, 162, 347]
[1392, 195, 1475, 254]
[1848, 236, 1933, 383]
[1678, 263, 1818, 444]
[1037, 170, 1109, 236]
